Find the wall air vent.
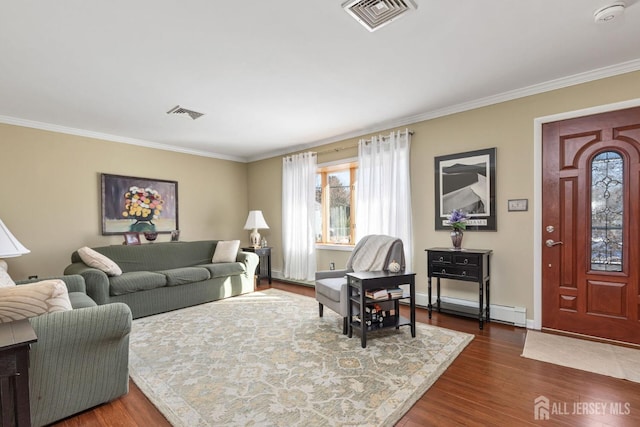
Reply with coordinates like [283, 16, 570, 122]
[342, 0, 418, 32]
[166, 105, 205, 120]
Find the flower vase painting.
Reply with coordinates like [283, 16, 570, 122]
[101, 174, 178, 235]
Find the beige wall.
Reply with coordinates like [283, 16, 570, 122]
[2, 70, 638, 318]
[247, 70, 640, 317]
[0, 124, 248, 280]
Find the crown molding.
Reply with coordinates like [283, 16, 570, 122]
[0, 115, 247, 163]
[2, 58, 639, 164]
[247, 58, 640, 162]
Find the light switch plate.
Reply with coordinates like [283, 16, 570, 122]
[508, 199, 528, 211]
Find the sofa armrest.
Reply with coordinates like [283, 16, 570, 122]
[63, 263, 111, 304]
[237, 251, 260, 278]
[315, 269, 351, 281]
[16, 274, 87, 293]
[28, 303, 132, 426]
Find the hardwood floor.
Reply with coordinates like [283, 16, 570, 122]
[53, 281, 640, 426]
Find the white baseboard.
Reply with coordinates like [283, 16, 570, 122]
[276, 271, 528, 327]
[415, 292, 527, 327]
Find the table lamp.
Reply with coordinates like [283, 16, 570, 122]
[0, 218, 30, 260]
[243, 210, 269, 248]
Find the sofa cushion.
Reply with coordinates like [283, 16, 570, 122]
[109, 271, 167, 296]
[78, 246, 122, 276]
[199, 262, 246, 279]
[0, 279, 72, 322]
[69, 292, 98, 309]
[212, 240, 240, 263]
[158, 267, 211, 287]
[315, 277, 347, 302]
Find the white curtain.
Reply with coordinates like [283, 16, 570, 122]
[282, 152, 317, 280]
[356, 129, 413, 269]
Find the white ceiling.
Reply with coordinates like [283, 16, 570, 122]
[1, 1, 639, 162]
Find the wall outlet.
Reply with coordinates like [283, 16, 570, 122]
[28, 275, 38, 280]
[329, 262, 335, 270]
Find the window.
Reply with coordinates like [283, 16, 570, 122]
[315, 161, 357, 245]
[591, 151, 623, 271]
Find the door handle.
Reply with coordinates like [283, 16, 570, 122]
[545, 239, 564, 247]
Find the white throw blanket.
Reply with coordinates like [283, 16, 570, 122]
[348, 235, 398, 272]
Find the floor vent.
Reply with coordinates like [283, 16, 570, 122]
[166, 105, 205, 120]
[342, 0, 417, 32]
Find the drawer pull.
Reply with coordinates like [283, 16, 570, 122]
[441, 269, 446, 274]
[463, 258, 468, 265]
[439, 256, 444, 262]
[462, 271, 466, 276]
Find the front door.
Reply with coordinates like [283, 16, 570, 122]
[542, 106, 640, 344]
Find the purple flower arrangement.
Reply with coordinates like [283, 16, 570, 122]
[448, 209, 468, 231]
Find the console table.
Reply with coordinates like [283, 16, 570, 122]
[0, 319, 37, 427]
[347, 270, 416, 348]
[426, 248, 492, 329]
[241, 246, 272, 287]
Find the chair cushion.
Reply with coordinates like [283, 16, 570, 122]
[158, 267, 211, 286]
[109, 271, 167, 296]
[315, 277, 347, 302]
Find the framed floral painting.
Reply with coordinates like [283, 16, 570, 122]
[101, 173, 179, 235]
[434, 148, 496, 231]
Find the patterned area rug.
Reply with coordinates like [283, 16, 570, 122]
[129, 289, 473, 426]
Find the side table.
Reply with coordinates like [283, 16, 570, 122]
[242, 246, 272, 287]
[426, 247, 492, 329]
[0, 319, 37, 427]
[347, 271, 416, 348]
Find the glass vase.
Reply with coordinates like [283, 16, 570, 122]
[450, 229, 463, 250]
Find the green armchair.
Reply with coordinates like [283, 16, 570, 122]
[16, 275, 132, 427]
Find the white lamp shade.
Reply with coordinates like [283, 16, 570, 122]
[0, 219, 30, 258]
[243, 210, 269, 230]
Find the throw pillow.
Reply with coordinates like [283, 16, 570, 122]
[0, 267, 15, 288]
[212, 240, 241, 263]
[78, 246, 122, 276]
[0, 279, 72, 323]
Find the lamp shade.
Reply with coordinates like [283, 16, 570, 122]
[243, 210, 269, 230]
[0, 218, 30, 258]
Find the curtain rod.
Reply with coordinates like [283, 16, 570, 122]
[314, 129, 414, 155]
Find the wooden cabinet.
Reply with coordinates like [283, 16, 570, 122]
[426, 248, 492, 329]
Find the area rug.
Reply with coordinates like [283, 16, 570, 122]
[129, 288, 473, 426]
[522, 330, 640, 383]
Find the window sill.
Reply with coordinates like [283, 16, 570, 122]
[316, 243, 354, 252]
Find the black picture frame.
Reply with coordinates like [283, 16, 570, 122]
[101, 173, 179, 235]
[434, 148, 496, 231]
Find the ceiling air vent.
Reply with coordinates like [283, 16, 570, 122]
[342, 0, 417, 32]
[166, 105, 205, 120]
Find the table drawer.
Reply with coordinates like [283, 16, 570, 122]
[430, 252, 452, 264]
[453, 253, 480, 266]
[431, 266, 480, 280]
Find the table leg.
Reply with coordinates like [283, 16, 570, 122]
[478, 279, 484, 330]
[410, 277, 416, 337]
[486, 278, 491, 323]
[347, 277, 353, 338]
[360, 282, 367, 348]
[427, 276, 432, 319]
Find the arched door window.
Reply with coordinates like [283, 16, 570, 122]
[591, 151, 623, 272]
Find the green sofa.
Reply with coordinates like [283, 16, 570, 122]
[63, 240, 259, 319]
[16, 275, 132, 427]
